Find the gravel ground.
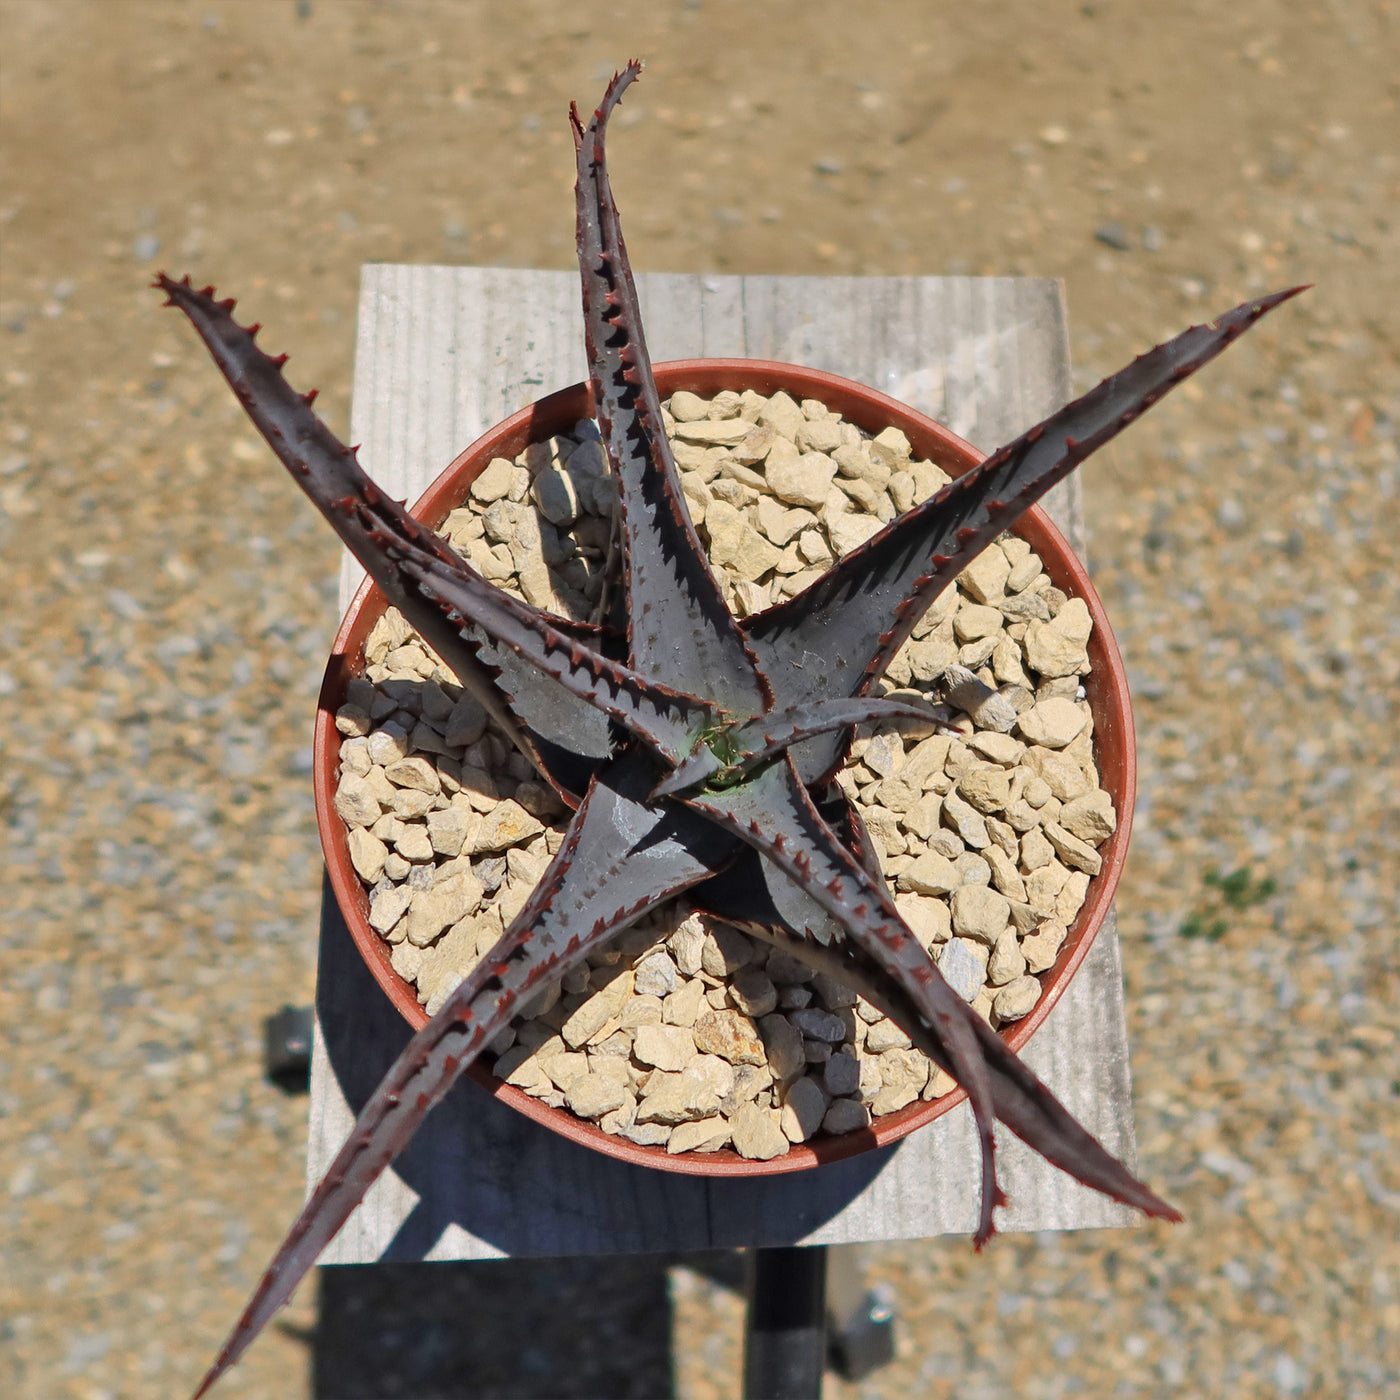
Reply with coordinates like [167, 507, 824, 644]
[1, 3, 1396, 1398]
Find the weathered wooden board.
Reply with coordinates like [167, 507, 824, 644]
[307, 267, 1140, 1262]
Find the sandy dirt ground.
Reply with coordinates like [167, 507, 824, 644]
[1, 2, 1397, 1397]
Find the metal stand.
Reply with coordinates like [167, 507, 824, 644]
[825, 1246, 897, 1381]
[740, 1244, 898, 1396]
[742, 1245, 829, 1399]
[263, 1003, 314, 1094]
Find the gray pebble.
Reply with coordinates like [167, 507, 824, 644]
[821, 1099, 872, 1135]
[936, 937, 987, 1003]
[779, 1076, 829, 1142]
[633, 949, 679, 998]
[472, 855, 506, 893]
[766, 949, 816, 984]
[788, 1007, 847, 1043]
[731, 968, 778, 1018]
[863, 1019, 912, 1054]
[823, 1051, 861, 1099]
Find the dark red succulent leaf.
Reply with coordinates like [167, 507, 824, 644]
[154, 272, 621, 802]
[724, 696, 954, 774]
[684, 756, 1007, 1243]
[743, 285, 1309, 786]
[682, 757, 1182, 1242]
[730, 911, 1184, 1231]
[400, 548, 723, 765]
[687, 778, 876, 938]
[190, 747, 739, 1399]
[652, 696, 950, 798]
[156, 273, 715, 786]
[572, 63, 772, 720]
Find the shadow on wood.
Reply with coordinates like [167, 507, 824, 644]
[315, 880, 893, 1262]
[314, 1256, 674, 1399]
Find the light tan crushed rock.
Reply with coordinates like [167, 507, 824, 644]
[635, 1068, 722, 1125]
[564, 1064, 630, 1120]
[1044, 821, 1104, 876]
[667, 1117, 732, 1155]
[992, 975, 1043, 1022]
[632, 1023, 698, 1072]
[1017, 695, 1090, 748]
[692, 1008, 767, 1065]
[632, 948, 680, 997]
[932, 937, 986, 1003]
[950, 884, 1011, 943]
[756, 1010, 806, 1081]
[729, 1101, 790, 1160]
[663, 977, 707, 1028]
[1021, 919, 1069, 974]
[1059, 787, 1118, 843]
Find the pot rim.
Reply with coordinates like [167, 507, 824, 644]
[314, 357, 1136, 1178]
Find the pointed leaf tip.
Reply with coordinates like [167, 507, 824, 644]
[1213, 283, 1309, 331]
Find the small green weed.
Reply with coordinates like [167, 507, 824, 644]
[1204, 866, 1278, 909]
[1180, 910, 1229, 942]
[1180, 866, 1278, 941]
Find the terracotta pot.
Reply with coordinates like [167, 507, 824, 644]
[314, 360, 1135, 1177]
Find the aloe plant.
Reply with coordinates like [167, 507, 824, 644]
[160, 61, 1302, 1398]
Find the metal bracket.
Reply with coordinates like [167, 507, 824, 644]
[825, 1245, 897, 1382]
[741, 1244, 897, 1397]
[263, 1003, 314, 1094]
